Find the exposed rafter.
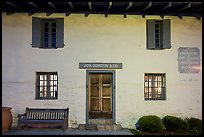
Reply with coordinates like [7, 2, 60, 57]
[160, 2, 172, 11]
[125, 2, 133, 11]
[6, 12, 15, 15]
[85, 13, 89, 17]
[108, 2, 112, 11]
[65, 12, 71, 16]
[143, 2, 152, 11]
[48, 2, 57, 10]
[28, 12, 36, 16]
[68, 2, 74, 10]
[46, 12, 54, 16]
[28, 2, 39, 9]
[160, 15, 164, 19]
[192, 7, 202, 13]
[176, 3, 191, 12]
[194, 16, 201, 20]
[88, 2, 92, 11]
[6, 2, 18, 8]
[1, 2, 201, 18]
[177, 15, 183, 19]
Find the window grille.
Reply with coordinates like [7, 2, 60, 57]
[144, 73, 166, 100]
[36, 72, 58, 100]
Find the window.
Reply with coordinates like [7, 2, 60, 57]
[146, 19, 171, 49]
[144, 73, 166, 100]
[32, 17, 64, 49]
[36, 72, 58, 99]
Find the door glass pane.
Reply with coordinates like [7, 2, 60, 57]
[102, 74, 111, 84]
[102, 98, 111, 112]
[90, 98, 99, 111]
[91, 75, 99, 84]
[102, 86, 111, 97]
[91, 86, 99, 97]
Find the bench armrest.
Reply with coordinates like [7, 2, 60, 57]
[18, 113, 26, 118]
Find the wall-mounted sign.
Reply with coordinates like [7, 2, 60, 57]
[178, 47, 200, 73]
[79, 63, 122, 69]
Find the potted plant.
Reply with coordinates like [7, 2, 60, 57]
[2, 107, 12, 132]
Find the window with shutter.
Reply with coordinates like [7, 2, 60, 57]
[146, 19, 171, 50]
[32, 17, 64, 49]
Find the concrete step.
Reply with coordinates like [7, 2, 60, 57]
[89, 119, 113, 124]
[78, 124, 122, 131]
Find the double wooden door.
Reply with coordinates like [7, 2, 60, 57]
[88, 74, 112, 119]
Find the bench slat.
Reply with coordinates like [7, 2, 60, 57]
[18, 107, 69, 130]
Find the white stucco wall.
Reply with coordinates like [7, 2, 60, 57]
[2, 13, 202, 128]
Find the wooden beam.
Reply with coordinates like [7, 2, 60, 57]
[85, 13, 89, 17]
[6, 12, 15, 15]
[68, 2, 74, 10]
[143, 2, 152, 11]
[65, 12, 71, 16]
[177, 3, 191, 12]
[6, 2, 18, 8]
[28, 12, 36, 16]
[28, 2, 39, 9]
[177, 15, 183, 19]
[48, 2, 57, 10]
[88, 2, 92, 11]
[194, 16, 201, 20]
[46, 12, 54, 16]
[160, 15, 164, 19]
[160, 2, 172, 11]
[192, 7, 202, 13]
[125, 2, 133, 11]
[108, 2, 112, 11]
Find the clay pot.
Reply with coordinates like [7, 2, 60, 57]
[2, 107, 12, 132]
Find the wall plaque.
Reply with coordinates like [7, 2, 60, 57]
[178, 47, 200, 73]
[79, 63, 122, 69]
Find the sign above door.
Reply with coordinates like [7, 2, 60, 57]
[79, 63, 122, 69]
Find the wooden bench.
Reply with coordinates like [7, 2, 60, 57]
[18, 107, 69, 130]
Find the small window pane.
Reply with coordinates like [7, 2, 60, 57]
[54, 75, 57, 80]
[52, 43, 56, 48]
[52, 28, 56, 32]
[52, 22, 56, 27]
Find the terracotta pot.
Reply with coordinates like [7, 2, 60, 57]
[2, 107, 12, 132]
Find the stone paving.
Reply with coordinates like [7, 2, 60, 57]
[2, 128, 133, 135]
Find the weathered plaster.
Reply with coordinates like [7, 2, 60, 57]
[2, 13, 202, 128]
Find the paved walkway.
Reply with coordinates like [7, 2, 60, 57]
[2, 128, 133, 135]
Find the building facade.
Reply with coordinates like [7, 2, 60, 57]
[2, 11, 202, 128]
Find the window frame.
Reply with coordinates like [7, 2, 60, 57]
[41, 19, 57, 49]
[144, 73, 166, 100]
[146, 19, 171, 50]
[35, 72, 58, 100]
[32, 17, 64, 49]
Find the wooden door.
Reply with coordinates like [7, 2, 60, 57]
[89, 74, 112, 119]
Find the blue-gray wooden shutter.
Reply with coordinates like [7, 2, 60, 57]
[162, 19, 171, 49]
[56, 18, 64, 48]
[35, 73, 40, 99]
[146, 20, 155, 49]
[32, 17, 42, 48]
